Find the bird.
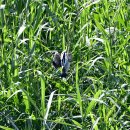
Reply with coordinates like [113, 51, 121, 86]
[52, 50, 71, 77]
[52, 51, 61, 69]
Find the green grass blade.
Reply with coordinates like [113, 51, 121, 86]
[41, 75, 46, 116]
[76, 62, 82, 116]
[0, 125, 14, 130]
[86, 90, 102, 115]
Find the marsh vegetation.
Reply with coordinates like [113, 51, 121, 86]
[0, 0, 130, 129]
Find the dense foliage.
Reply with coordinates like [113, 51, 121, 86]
[0, 0, 130, 129]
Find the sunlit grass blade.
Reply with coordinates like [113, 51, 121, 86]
[0, 125, 15, 130]
[41, 75, 46, 117]
[17, 23, 26, 38]
[72, 119, 82, 129]
[44, 90, 56, 124]
[76, 62, 82, 116]
[90, 113, 100, 130]
[22, 88, 41, 115]
[86, 90, 102, 115]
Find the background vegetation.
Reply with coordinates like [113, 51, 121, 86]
[0, 0, 130, 129]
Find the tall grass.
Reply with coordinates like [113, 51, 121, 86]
[0, 0, 130, 129]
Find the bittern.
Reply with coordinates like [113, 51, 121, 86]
[52, 50, 71, 77]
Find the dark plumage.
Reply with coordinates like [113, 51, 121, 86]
[52, 52, 61, 69]
[60, 72, 67, 77]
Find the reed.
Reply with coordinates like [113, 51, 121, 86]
[0, 0, 129, 129]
